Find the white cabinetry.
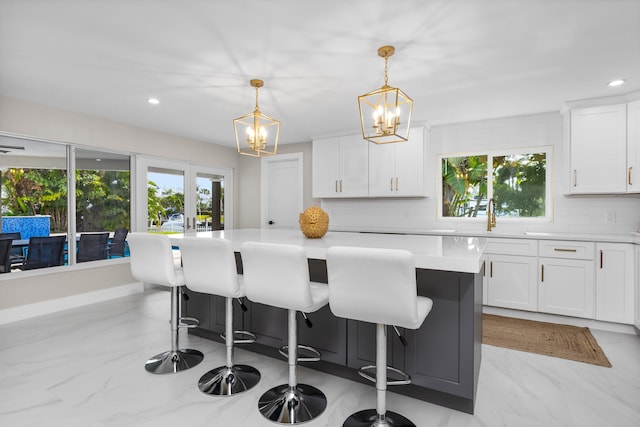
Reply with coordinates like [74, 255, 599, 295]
[627, 99, 640, 192]
[485, 239, 538, 312]
[569, 104, 627, 194]
[538, 241, 595, 318]
[368, 127, 425, 197]
[312, 134, 368, 198]
[635, 245, 640, 330]
[595, 243, 634, 324]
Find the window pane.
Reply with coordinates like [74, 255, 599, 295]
[75, 148, 130, 262]
[1, 137, 68, 271]
[442, 155, 488, 217]
[148, 168, 185, 232]
[492, 153, 546, 217]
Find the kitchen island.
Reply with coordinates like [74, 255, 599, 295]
[174, 229, 486, 414]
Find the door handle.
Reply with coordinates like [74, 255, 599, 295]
[192, 217, 196, 229]
[185, 217, 191, 230]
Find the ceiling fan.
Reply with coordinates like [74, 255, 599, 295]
[0, 144, 25, 154]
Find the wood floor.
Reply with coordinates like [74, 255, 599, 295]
[1, 289, 639, 427]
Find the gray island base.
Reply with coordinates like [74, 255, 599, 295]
[186, 254, 482, 414]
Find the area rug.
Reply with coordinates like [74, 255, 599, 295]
[482, 314, 612, 367]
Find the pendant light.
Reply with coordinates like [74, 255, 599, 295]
[358, 45, 413, 144]
[233, 79, 279, 157]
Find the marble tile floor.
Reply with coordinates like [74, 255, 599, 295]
[1, 290, 639, 427]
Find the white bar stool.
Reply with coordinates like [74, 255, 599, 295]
[241, 241, 329, 424]
[179, 237, 261, 396]
[326, 246, 433, 427]
[127, 233, 204, 374]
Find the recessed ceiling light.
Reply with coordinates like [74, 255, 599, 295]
[147, 97, 160, 105]
[608, 79, 626, 87]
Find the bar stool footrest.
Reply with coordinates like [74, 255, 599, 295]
[178, 316, 200, 329]
[358, 365, 411, 386]
[220, 330, 256, 344]
[278, 344, 321, 362]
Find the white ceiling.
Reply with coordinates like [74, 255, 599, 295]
[1, 0, 639, 148]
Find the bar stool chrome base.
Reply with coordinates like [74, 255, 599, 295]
[258, 384, 327, 424]
[343, 409, 416, 427]
[145, 349, 204, 374]
[198, 364, 261, 396]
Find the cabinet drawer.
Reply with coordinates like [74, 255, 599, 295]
[485, 238, 538, 256]
[539, 240, 594, 260]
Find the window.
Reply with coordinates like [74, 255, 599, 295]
[441, 148, 550, 219]
[1, 135, 132, 272]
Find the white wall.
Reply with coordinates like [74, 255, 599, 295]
[322, 112, 640, 235]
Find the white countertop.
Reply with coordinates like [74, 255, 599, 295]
[170, 229, 487, 274]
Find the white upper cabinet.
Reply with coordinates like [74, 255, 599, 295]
[312, 134, 368, 198]
[627, 99, 640, 192]
[368, 127, 426, 197]
[569, 104, 627, 194]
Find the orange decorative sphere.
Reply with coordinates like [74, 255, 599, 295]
[299, 206, 329, 238]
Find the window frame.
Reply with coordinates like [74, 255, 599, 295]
[437, 145, 553, 223]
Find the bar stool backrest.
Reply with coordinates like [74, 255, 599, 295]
[326, 246, 422, 329]
[127, 233, 182, 287]
[180, 237, 242, 298]
[240, 241, 314, 312]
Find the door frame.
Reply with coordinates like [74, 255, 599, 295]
[260, 153, 303, 228]
[135, 156, 233, 232]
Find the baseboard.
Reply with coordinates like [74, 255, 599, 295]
[0, 282, 144, 325]
[483, 306, 639, 336]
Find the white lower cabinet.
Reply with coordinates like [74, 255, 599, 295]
[537, 240, 595, 319]
[485, 239, 538, 312]
[486, 254, 538, 311]
[635, 245, 640, 330]
[595, 243, 634, 324]
[539, 258, 595, 318]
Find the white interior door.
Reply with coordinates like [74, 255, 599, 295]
[261, 153, 303, 229]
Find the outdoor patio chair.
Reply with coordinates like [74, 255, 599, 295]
[108, 228, 128, 258]
[16, 236, 67, 270]
[77, 232, 110, 263]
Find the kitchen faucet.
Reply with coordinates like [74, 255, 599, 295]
[487, 198, 497, 231]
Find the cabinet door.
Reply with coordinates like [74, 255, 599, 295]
[338, 134, 369, 197]
[538, 258, 595, 318]
[595, 243, 634, 324]
[570, 104, 627, 194]
[627, 99, 640, 193]
[367, 142, 395, 197]
[486, 254, 538, 311]
[312, 137, 340, 198]
[394, 127, 425, 197]
[635, 245, 640, 329]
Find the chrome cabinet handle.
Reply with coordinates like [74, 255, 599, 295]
[554, 248, 577, 252]
[390, 178, 393, 191]
[573, 170, 577, 187]
[541, 264, 544, 282]
[193, 217, 196, 229]
[335, 180, 338, 193]
[490, 261, 493, 278]
[629, 167, 633, 185]
[340, 180, 343, 192]
[395, 177, 399, 191]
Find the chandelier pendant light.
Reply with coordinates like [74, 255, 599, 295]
[234, 79, 279, 157]
[358, 45, 413, 144]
